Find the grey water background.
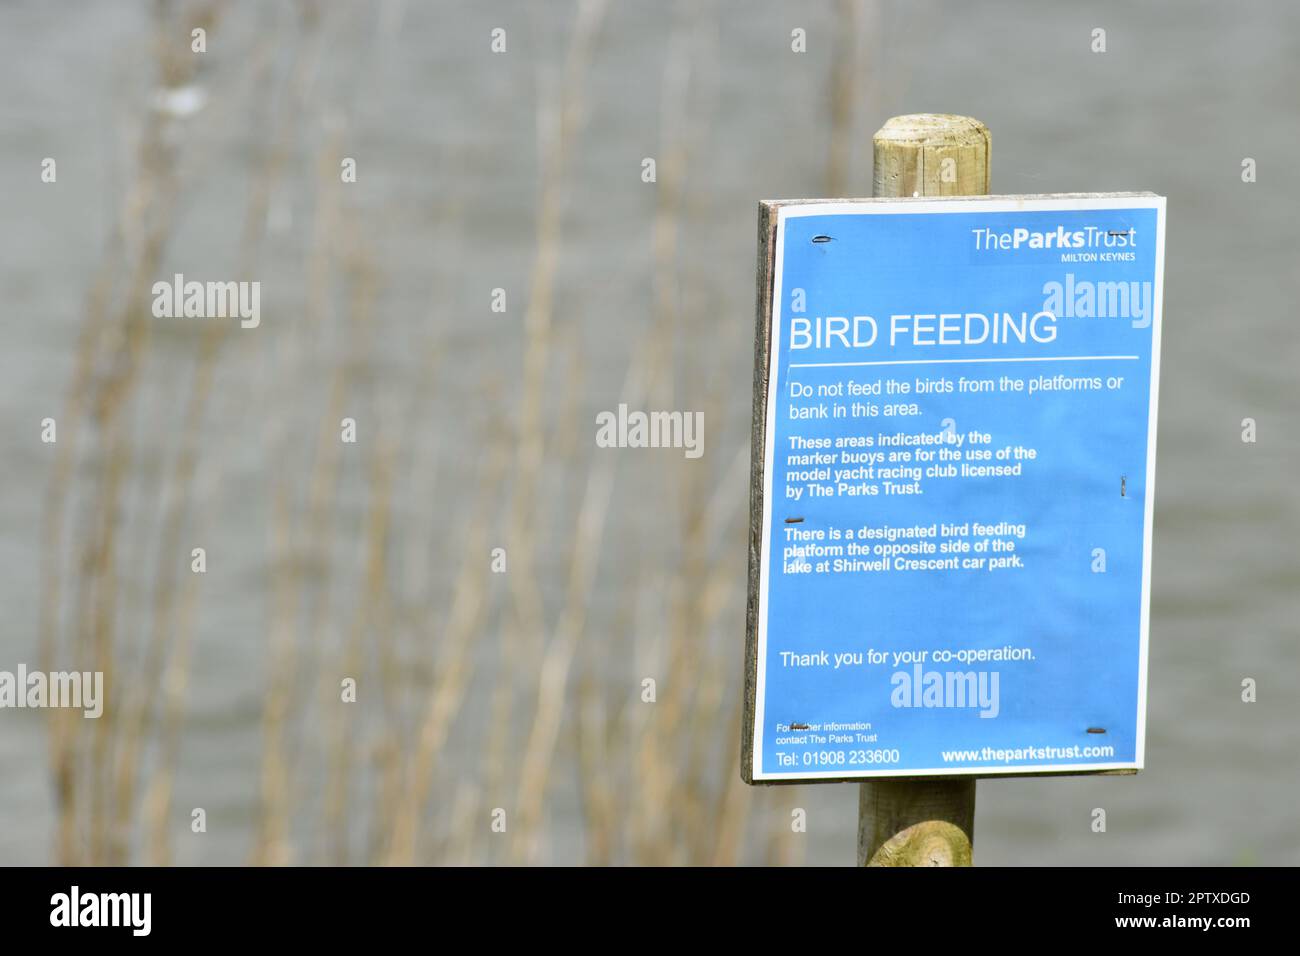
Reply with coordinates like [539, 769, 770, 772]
[1, 0, 1297, 865]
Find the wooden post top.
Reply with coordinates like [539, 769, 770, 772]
[872, 114, 990, 198]
[874, 113, 990, 147]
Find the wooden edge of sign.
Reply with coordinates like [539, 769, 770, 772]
[746, 769, 1138, 788]
[740, 195, 1149, 787]
[754, 191, 1160, 208]
[741, 201, 780, 786]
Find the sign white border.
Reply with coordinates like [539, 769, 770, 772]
[751, 194, 1166, 780]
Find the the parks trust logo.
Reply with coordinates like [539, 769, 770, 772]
[970, 224, 1137, 251]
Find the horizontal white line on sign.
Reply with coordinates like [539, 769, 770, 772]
[789, 355, 1140, 368]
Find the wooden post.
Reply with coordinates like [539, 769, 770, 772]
[857, 113, 989, 867]
[872, 113, 990, 198]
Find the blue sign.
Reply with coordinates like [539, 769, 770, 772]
[748, 195, 1165, 780]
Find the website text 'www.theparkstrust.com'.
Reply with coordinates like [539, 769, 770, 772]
[941, 743, 1116, 763]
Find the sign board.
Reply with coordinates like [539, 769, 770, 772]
[743, 194, 1166, 782]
